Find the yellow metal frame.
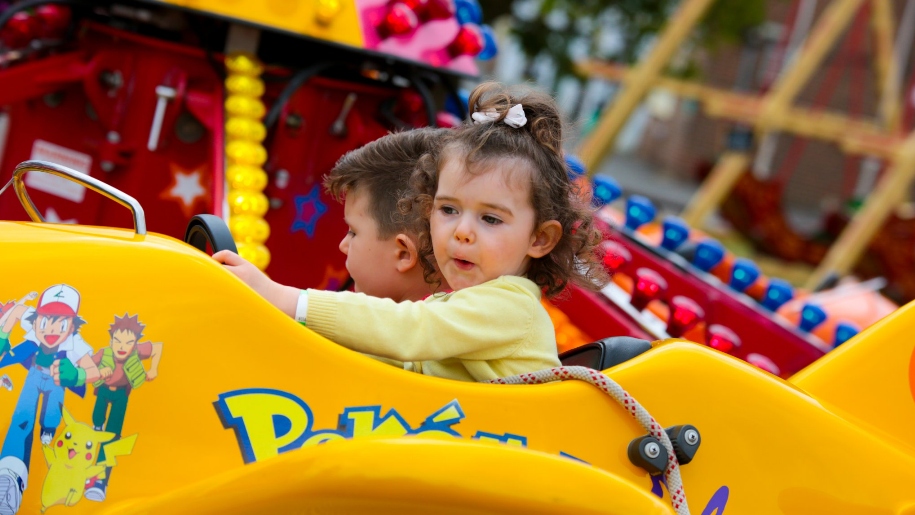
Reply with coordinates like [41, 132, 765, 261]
[577, 0, 910, 290]
[1, 221, 914, 513]
[150, 0, 364, 48]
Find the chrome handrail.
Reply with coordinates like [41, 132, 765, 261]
[11, 160, 146, 235]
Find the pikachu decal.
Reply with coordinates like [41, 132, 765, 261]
[40, 409, 137, 512]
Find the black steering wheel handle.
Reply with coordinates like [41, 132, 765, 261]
[185, 214, 238, 254]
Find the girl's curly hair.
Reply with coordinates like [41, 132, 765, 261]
[400, 81, 608, 297]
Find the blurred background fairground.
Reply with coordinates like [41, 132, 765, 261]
[481, 0, 915, 304]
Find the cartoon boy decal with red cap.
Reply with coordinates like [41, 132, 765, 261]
[0, 284, 101, 515]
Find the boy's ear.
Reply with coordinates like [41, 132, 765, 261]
[394, 233, 419, 272]
[528, 220, 562, 259]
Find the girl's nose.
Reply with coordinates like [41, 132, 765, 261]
[454, 218, 474, 243]
[339, 234, 350, 255]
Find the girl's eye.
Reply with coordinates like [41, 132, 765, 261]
[482, 215, 502, 225]
[346, 230, 355, 237]
[440, 206, 458, 215]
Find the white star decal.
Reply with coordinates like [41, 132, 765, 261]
[169, 171, 206, 208]
[44, 207, 77, 224]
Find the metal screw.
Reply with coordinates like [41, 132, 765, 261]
[100, 161, 114, 172]
[275, 169, 290, 189]
[42, 92, 64, 108]
[269, 198, 283, 209]
[107, 131, 120, 144]
[644, 441, 660, 459]
[684, 429, 699, 446]
[285, 113, 303, 129]
[99, 70, 123, 90]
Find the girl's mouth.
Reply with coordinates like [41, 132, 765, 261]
[454, 259, 474, 271]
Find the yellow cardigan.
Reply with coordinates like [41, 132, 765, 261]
[306, 276, 561, 382]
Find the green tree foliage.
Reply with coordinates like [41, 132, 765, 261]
[481, 0, 768, 84]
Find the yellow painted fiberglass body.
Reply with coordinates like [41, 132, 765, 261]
[2, 218, 915, 514]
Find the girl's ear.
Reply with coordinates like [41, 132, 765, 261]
[528, 220, 562, 258]
[395, 233, 419, 272]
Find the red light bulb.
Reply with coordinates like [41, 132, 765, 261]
[390, 0, 452, 23]
[600, 240, 632, 274]
[667, 296, 705, 337]
[446, 23, 484, 58]
[35, 5, 71, 39]
[1, 11, 39, 49]
[746, 353, 780, 376]
[425, 0, 456, 20]
[630, 268, 667, 311]
[397, 0, 427, 11]
[705, 324, 740, 353]
[378, 3, 419, 39]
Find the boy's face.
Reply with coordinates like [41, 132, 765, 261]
[340, 188, 421, 302]
[430, 157, 541, 291]
[110, 329, 138, 362]
[35, 315, 76, 348]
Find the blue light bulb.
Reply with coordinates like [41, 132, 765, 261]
[760, 278, 794, 311]
[729, 258, 760, 292]
[455, 0, 483, 25]
[444, 89, 470, 120]
[692, 239, 725, 271]
[799, 303, 828, 333]
[591, 176, 621, 206]
[660, 216, 689, 251]
[565, 154, 586, 180]
[477, 24, 498, 60]
[624, 195, 655, 231]
[833, 322, 859, 347]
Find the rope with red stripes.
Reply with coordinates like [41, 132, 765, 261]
[489, 366, 689, 515]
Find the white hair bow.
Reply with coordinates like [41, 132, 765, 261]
[471, 103, 527, 128]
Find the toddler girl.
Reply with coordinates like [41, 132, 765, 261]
[216, 81, 608, 381]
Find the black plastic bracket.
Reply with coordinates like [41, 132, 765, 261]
[627, 435, 668, 475]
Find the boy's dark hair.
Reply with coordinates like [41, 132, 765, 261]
[25, 311, 86, 335]
[324, 128, 449, 239]
[109, 313, 145, 341]
[402, 81, 609, 298]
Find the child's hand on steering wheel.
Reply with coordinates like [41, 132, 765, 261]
[212, 250, 301, 318]
[213, 250, 273, 297]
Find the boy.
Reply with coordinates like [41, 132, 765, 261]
[324, 127, 449, 302]
[217, 128, 449, 305]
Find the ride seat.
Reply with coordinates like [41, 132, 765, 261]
[558, 337, 653, 370]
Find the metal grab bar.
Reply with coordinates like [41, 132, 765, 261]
[10, 160, 146, 235]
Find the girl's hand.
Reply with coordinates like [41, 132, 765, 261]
[212, 250, 300, 317]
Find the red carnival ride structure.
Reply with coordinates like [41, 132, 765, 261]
[0, 0, 890, 380]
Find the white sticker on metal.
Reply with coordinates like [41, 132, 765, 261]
[25, 140, 92, 203]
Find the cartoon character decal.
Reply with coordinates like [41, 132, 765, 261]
[84, 314, 161, 501]
[0, 286, 161, 513]
[41, 408, 136, 512]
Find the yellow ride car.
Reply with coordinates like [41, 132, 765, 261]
[0, 162, 914, 514]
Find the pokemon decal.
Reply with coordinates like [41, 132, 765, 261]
[41, 409, 136, 512]
[0, 285, 163, 514]
[215, 389, 534, 465]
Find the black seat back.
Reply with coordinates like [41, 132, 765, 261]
[558, 336, 653, 370]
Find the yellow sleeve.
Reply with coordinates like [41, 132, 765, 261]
[306, 279, 538, 362]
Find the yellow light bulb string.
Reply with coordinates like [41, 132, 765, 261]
[224, 52, 271, 270]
